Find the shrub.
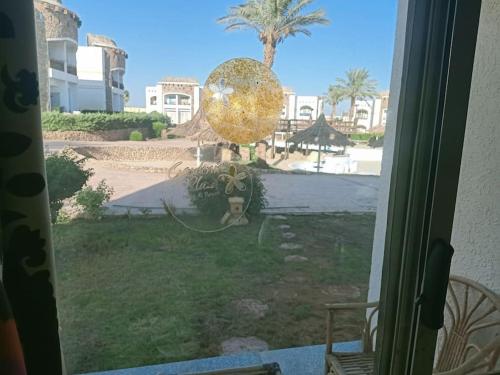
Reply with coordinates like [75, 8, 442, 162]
[152, 121, 165, 138]
[186, 163, 267, 218]
[45, 150, 93, 222]
[75, 180, 113, 220]
[368, 135, 384, 148]
[41, 112, 170, 132]
[129, 130, 144, 141]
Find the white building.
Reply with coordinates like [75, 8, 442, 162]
[145, 77, 201, 125]
[353, 91, 390, 130]
[282, 87, 324, 121]
[34, 0, 81, 112]
[77, 34, 128, 112]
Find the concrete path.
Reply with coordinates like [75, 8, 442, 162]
[107, 172, 379, 215]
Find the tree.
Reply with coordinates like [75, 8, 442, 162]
[336, 68, 378, 120]
[218, 0, 329, 68]
[325, 84, 345, 119]
[124, 90, 130, 104]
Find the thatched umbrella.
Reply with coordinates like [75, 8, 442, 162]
[170, 109, 226, 143]
[288, 114, 354, 172]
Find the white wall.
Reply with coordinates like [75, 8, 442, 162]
[367, 0, 408, 304]
[449, 0, 500, 293]
[77, 82, 106, 111]
[368, 0, 500, 304]
[77, 46, 105, 81]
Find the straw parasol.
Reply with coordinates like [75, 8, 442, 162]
[170, 109, 226, 143]
[288, 114, 354, 172]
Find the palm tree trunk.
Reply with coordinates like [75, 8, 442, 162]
[263, 40, 277, 68]
[349, 97, 356, 121]
[331, 103, 337, 119]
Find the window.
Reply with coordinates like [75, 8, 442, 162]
[150, 96, 157, 105]
[299, 105, 313, 117]
[178, 95, 191, 105]
[165, 94, 176, 105]
[356, 109, 369, 119]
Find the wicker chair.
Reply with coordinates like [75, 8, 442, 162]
[324, 275, 500, 375]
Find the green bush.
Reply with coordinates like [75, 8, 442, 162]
[129, 130, 144, 141]
[42, 112, 170, 132]
[45, 150, 93, 222]
[186, 163, 267, 218]
[75, 180, 113, 220]
[350, 132, 384, 141]
[152, 121, 165, 138]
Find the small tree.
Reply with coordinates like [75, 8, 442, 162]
[45, 150, 92, 222]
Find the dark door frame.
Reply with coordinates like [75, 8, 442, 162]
[375, 0, 482, 374]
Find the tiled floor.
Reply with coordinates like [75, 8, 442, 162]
[83, 341, 362, 375]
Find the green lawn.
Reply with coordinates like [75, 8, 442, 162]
[52, 213, 375, 374]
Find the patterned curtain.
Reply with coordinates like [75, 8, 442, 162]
[0, 1, 63, 374]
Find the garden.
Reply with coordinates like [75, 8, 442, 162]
[53, 213, 375, 374]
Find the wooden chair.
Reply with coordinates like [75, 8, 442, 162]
[324, 275, 500, 375]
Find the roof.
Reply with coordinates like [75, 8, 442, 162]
[87, 33, 117, 48]
[160, 76, 200, 85]
[170, 109, 225, 143]
[288, 114, 354, 148]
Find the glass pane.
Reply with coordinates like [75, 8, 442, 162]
[38, 0, 401, 374]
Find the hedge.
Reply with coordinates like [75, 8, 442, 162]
[350, 132, 384, 141]
[42, 112, 169, 132]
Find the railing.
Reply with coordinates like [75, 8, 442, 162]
[50, 59, 65, 72]
[67, 65, 77, 76]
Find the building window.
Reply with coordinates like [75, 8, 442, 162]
[178, 95, 191, 105]
[165, 94, 177, 105]
[299, 105, 313, 117]
[356, 109, 369, 119]
[150, 96, 157, 105]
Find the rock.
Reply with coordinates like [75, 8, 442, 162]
[284, 255, 309, 263]
[234, 299, 269, 319]
[221, 337, 269, 355]
[279, 243, 303, 250]
[278, 224, 291, 230]
[282, 232, 296, 239]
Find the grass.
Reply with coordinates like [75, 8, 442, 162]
[52, 213, 375, 374]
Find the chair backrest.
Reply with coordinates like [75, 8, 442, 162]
[435, 275, 500, 373]
[362, 304, 380, 353]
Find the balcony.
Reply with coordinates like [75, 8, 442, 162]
[67, 64, 77, 76]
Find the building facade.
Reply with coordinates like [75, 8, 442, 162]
[353, 91, 390, 130]
[34, 0, 127, 113]
[145, 77, 201, 125]
[281, 87, 324, 121]
[77, 34, 128, 112]
[34, 0, 81, 112]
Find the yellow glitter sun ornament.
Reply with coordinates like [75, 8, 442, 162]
[202, 58, 283, 144]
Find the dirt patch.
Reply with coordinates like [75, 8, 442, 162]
[74, 145, 196, 161]
[43, 128, 151, 141]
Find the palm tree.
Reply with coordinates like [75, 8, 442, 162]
[124, 90, 130, 105]
[325, 84, 345, 119]
[218, 0, 329, 68]
[336, 68, 377, 120]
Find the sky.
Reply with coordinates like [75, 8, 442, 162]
[65, 0, 398, 107]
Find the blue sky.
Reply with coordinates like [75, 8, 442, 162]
[65, 0, 398, 107]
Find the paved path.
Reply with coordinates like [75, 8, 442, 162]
[106, 172, 379, 215]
